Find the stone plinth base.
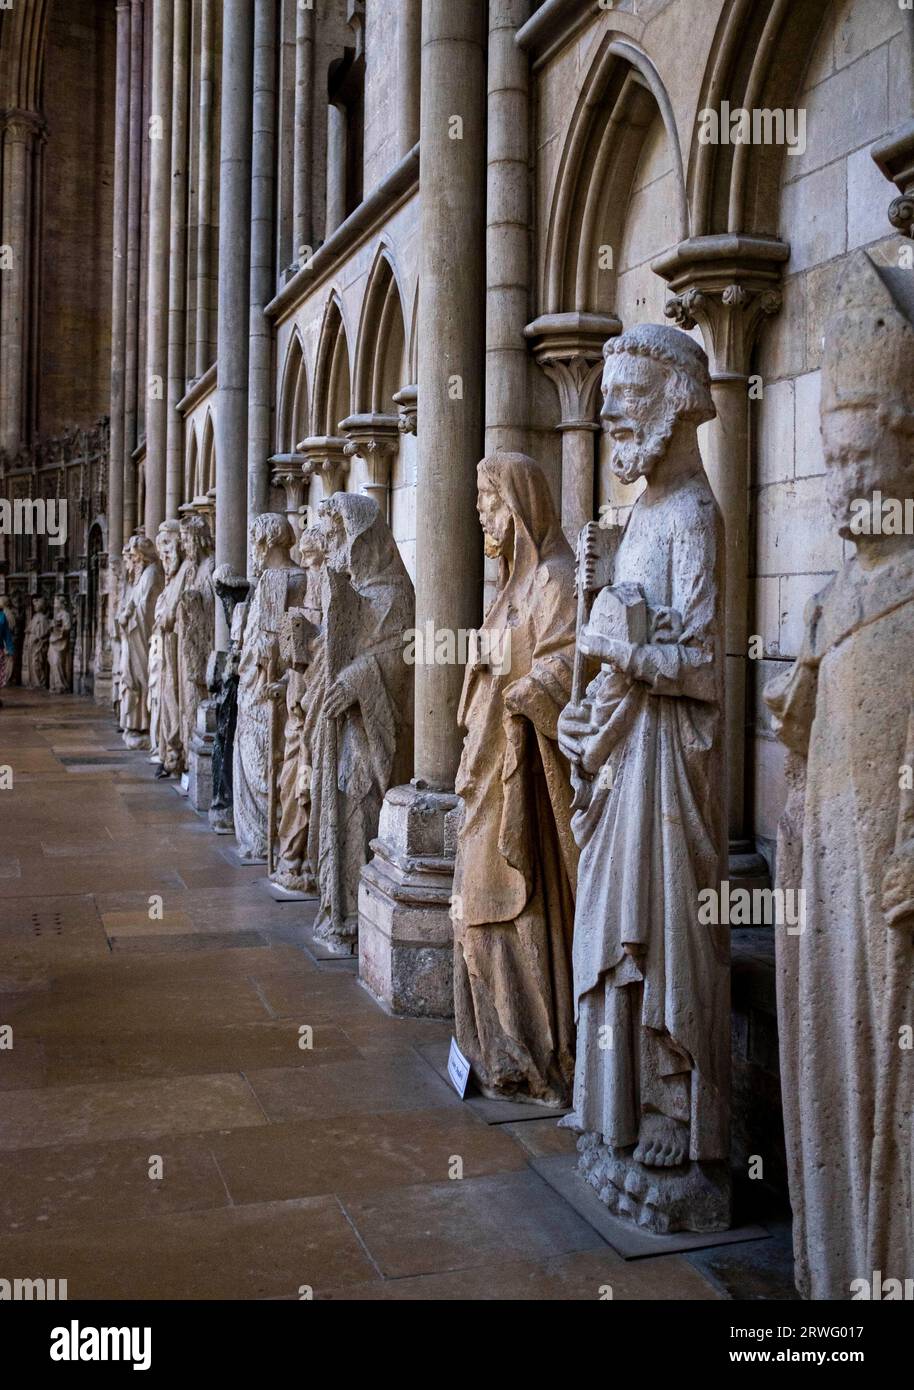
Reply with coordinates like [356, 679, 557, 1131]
[575, 1131, 731, 1235]
[187, 698, 216, 812]
[358, 783, 460, 1019]
[93, 672, 114, 707]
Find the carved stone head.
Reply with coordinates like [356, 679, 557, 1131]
[249, 512, 296, 577]
[155, 520, 183, 579]
[179, 514, 214, 565]
[600, 324, 716, 485]
[821, 250, 914, 542]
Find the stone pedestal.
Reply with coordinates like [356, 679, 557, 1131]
[358, 784, 460, 1019]
[187, 696, 216, 811]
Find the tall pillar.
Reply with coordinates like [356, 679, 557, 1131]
[359, 0, 487, 1019]
[143, 0, 174, 539]
[325, 104, 347, 237]
[123, 0, 145, 540]
[484, 0, 529, 456]
[655, 234, 788, 879]
[195, 0, 217, 377]
[525, 311, 621, 541]
[248, 0, 277, 531]
[397, 0, 421, 159]
[108, 2, 132, 558]
[214, 0, 254, 646]
[165, 0, 190, 520]
[0, 110, 44, 453]
[292, 0, 314, 264]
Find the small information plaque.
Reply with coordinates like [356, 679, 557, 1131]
[447, 1037, 471, 1098]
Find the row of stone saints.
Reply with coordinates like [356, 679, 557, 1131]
[106, 250, 913, 1298]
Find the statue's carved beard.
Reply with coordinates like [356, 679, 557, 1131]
[609, 411, 677, 485]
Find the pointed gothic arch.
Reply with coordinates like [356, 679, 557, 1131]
[310, 292, 353, 436]
[353, 244, 408, 415]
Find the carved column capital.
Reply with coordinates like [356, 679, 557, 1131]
[524, 311, 621, 425]
[653, 235, 789, 376]
[392, 384, 418, 436]
[872, 121, 914, 240]
[297, 435, 350, 498]
[0, 108, 47, 144]
[338, 413, 401, 494]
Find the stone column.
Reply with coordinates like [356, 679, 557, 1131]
[123, 0, 145, 540]
[214, 0, 254, 647]
[0, 110, 44, 453]
[654, 234, 788, 877]
[292, 0, 314, 264]
[338, 413, 400, 521]
[525, 311, 621, 540]
[248, 0, 277, 530]
[108, 3, 132, 564]
[398, 0, 421, 158]
[195, 0, 217, 377]
[485, 0, 529, 456]
[165, 0, 190, 521]
[359, 0, 487, 1019]
[325, 104, 347, 237]
[143, 0, 174, 540]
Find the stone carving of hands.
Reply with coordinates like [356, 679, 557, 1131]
[557, 702, 595, 766]
[324, 673, 354, 719]
[649, 606, 683, 644]
[578, 628, 633, 671]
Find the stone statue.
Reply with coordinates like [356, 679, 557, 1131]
[452, 453, 578, 1106]
[208, 566, 250, 834]
[116, 535, 163, 749]
[48, 595, 73, 694]
[176, 514, 215, 772]
[764, 250, 914, 1300]
[308, 493, 414, 949]
[557, 324, 728, 1234]
[152, 520, 186, 777]
[233, 513, 308, 861]
[23, 596, 52, 689]
[0, 595, 17, 700]
[268, 525, 326, 894]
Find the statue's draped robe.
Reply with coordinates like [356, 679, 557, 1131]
[23, 612, 51, 688]
[118, 562, 162, 736]
[48, 610, 72, 693]
[309, 508, 414, 944]
[233, 565, 306, 859]
[154, 562, 189, 772]
[274, 575, 323, 888]
[765, 553, 914, 1300]
[0, 607, 14, 688]
[571, 476, 728, 1160]
[177, 554, 215, 769]
[453, 465, 578, 1106]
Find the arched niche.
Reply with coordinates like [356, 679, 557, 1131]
[311, 293, 353, 438]
[277, 329, 309, 453]
[542, 34, 688, 319]
[353, 245, 408, 416]
[183, 424, 199, 507]
[200, 411, 216, 496]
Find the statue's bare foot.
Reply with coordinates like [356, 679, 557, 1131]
[633, 1112, 688, 1167]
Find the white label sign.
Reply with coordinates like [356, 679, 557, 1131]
[447, 1037, 471, 1098]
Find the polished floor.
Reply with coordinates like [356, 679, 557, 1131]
[0, 688, 729, 1300]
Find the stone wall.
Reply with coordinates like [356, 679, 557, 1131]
[40, 0, 116, 438]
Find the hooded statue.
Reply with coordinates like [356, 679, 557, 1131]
[452, 452, 578, 1107]
[233, 513, 308, 861]
[764, 251, 914, 1299]
[308, 493, 414, 948]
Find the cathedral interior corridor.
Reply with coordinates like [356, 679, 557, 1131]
[2, 0, 913, 1353]
[0, 687, 747, 1301]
